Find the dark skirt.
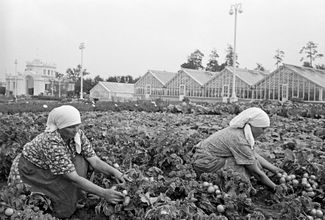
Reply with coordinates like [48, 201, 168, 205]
[18, 155, 89, 218]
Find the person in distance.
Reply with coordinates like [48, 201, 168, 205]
[8, 105, 130, 218]
[192, 107, 283, 191]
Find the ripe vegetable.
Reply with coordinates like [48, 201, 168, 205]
[4, 208, 14, 216]
[213, 185, 219, 190]
[207, 186, 215, 193]
[307, 191, 316, 197]
[217, 204, 225, 213]
[123, 196, 131, 206]
[311, 209, 317, 216]
[113, 163, 119, 168]
[202, 182, 210, 187]
[310, 175, 316, 180]
[316, 210, 323, 218]
[279, 177, 286, 183]
[285, 175, 292, 181]
[122, 190, 128, 195]
[292, 179, 299, 186]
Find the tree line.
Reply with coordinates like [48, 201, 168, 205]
[61, 65, 140, 96]
[180, 41, 324, 72]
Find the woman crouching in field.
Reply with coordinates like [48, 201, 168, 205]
[192, 107, 283, 191]
[8, 105, 130, 218]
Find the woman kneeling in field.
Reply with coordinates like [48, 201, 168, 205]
[193, 107, 283, 190]
[8, 105, 130, 218]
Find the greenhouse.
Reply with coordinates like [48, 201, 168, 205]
[164, 68, 215, 100]
[254, 64, 325, 102]
[134, 70, 176, 99]
[204, 67, 266, 101]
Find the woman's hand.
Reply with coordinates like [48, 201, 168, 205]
[273, 184, 287, 194]
[112, 170, 132, 185]
[273, 167, 285, 175]
[102, 188, 125, 204]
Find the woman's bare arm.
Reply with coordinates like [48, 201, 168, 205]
[245, 160, 276, 189]
[255, 152, 282, 174]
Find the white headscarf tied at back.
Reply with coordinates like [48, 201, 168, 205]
[45, 105, 82, 153]
[229, 107, 270, 149]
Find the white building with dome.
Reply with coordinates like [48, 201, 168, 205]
[6, 59, 74, 97]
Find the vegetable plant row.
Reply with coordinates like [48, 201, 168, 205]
[0, 105, 324, 219]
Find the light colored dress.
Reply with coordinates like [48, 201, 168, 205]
[193, 127, 256, 177]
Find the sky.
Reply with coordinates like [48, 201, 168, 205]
[1, 0, 325, 80]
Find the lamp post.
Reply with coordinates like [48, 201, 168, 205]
[79, 42, 85, 99]
[14, 59, 18, 101]
[229, 3, 243, 103]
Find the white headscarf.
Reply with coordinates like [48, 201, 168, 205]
[45, 105, 82, 153]
[229, 107, 270, 149]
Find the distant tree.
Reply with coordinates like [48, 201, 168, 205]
[302, 61, 312, 68]
[55, 71, 64, 79]
[254, 63, 265, 71]
[66, 65, 90, 82]
[206, 49, 225, 72]
[105, 75, 137, 83]
[74, 78, 92, 95]
[315, 64, 325, 70]
[66, 65, 90, 95]
[93, 75, 104, 85]
[299, 41, 324, 68]
[181, 49, 204, 70]
[133, 76, 141, 83]
[274, 49, 285, 69]
[225, 45, 238, 67]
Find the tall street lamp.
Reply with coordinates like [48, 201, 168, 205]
[79, 42, 85, 99]
[14, 59, 18, 101]
[229, 3, 243, 103]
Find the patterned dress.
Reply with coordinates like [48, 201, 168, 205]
[8, 129, 96, 185]
[193, 127, 256, 177]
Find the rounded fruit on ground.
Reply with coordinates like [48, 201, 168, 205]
[4, 208, 14, 216]
[316, 210, 323, 218]
[310, 175, 316, 180]
[217, 204, 225, 213]
[311, 209, 317, 216]
[285, 175, 292, 181]
[207, 185, 215, 193]
[213, 185, 219, 190]
[202, 182, 210, 187]
[123, 196, 131, 206]
[292, 179, 299, 186]
[279, 177, 286, 183]
[307, 191, 316, 197]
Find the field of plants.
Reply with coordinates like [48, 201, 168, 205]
[0, 100, 325, 220]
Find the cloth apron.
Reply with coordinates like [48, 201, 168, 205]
[18, 154, 88, 218]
